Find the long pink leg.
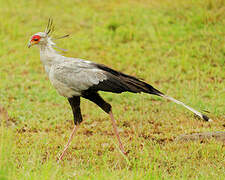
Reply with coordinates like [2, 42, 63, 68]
[109, 110, 127, 155]
[58, 125, 79, 162]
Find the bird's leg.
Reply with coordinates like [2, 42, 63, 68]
[57, 97, 82, 162]
[109, 110, 127, 155]
[82, 92, 127, 155]
[58, 124, 79, 162]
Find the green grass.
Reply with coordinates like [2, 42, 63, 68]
[0, 0, 225, 179]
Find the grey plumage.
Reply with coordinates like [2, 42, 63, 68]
[28, 29, 211, 122]
[28, 20, 212, 161]
[49, 60, 107, 97]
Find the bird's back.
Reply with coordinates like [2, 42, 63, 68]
[48, 56, 162, 98]
[48, 58, 107, 97]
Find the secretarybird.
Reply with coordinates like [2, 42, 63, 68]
[28, 19, 211, 161]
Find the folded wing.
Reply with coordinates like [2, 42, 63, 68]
[51, 59, 162, 96]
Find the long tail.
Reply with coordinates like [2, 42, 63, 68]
[121, 75, 212, 122]
[124, 77, 212, 122]
[119, 74, 212, 122]
[158, 93, 212, 122]
[95, 64, 212, 121]
[121, 74, 212, 122]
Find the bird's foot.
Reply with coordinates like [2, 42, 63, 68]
[121, 150, 130, 156]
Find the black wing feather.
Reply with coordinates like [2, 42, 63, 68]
[85, 64, 163, 96]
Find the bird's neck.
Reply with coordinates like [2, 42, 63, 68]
[39, 40, 64, 76]
[40, 43, 58, 59]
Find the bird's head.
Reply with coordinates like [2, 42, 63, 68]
[28, 18, 55, 48]
[28, 32, 49, 48]
[28, 18, 69, 50]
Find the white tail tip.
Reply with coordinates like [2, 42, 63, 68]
[160, 94, 212, 122]
[208, 119, 213, 122]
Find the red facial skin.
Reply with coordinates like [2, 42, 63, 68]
[31, 35, 41, 43]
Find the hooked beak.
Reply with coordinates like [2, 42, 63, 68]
[28, 41, 34, 48]
[28, 42, 32, 48]
[28, 40, 38, 48]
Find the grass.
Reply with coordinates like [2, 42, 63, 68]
[0, 0, 225, 179]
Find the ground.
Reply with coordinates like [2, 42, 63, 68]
[0, 0, 224, 179]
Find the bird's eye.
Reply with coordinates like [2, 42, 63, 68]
[32, 35, 41, 42]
